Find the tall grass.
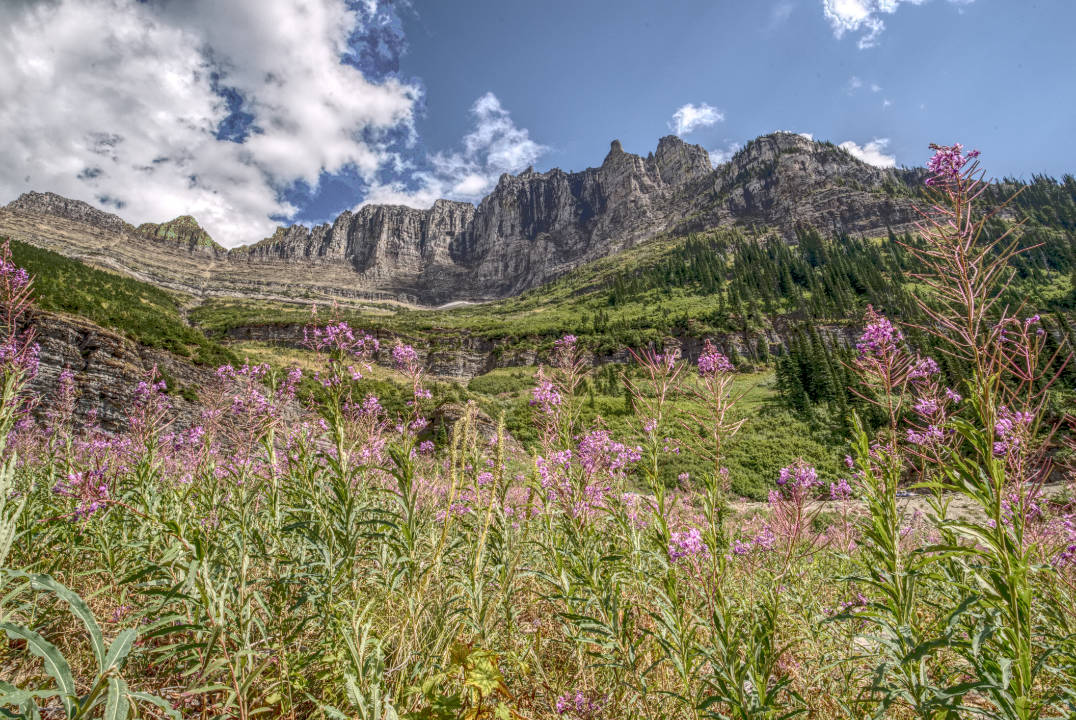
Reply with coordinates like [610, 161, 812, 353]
[1, 147, 1075, 719]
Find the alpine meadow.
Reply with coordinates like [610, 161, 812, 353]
[1, 2, 1075, 719]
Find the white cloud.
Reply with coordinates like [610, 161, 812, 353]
[361, 92, 547, 208]
[838, 138, 896, 167]
[848, 77, 883, 95]
[774, 130, 814, 140]
[823, 0, 976, 48]
[822, 0, 938, 48]
[0, 0, 419, 247]
[708, 141, 743, 167]
[883, 98, 893, 108]
[668, 103, 725, 136]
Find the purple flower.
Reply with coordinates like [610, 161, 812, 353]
[551, 334, 579, 369]
[697, 339, 734, 376]
[391, 343, 419, 370]
[555, 690, 602, 716]
[361, 395, 383, 416]
[54, 468, 110, 518]
[0, 337, 40, 377]
[668, 527, 708, 562]
[753, 524, 776, 551]
[304, 321, 379, 357]
[530, 379, 562, 413]
[0, 252, 31, 292]
[830, 477, 853, 500]
[777, 461, 819, 490]
[554, 334, 577, 352]
[856, 308, 902, 358]
[576, 429, 641, 480]
[913, 398, 939, 416]
[945, 387, 962, 404]
[994, 406, 1034, 456]
[908, 357, 940, 381]
[924, 143, 980, 186]
[906, 425, 944, 446]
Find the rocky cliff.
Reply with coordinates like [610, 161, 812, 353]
[28, 309, 217, 433]
[0, 133, 921, 306]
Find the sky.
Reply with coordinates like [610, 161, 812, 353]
[0, 0, 1072, 248]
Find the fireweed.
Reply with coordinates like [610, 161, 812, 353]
[839, 144, 1075, 719]
[3, 148, 1076, 719]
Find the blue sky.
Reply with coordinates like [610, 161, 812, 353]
[0, 0, 1072, 246]
[402, 0, 1073, 178]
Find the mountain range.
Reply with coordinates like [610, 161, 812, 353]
[0, 132, 925, 306]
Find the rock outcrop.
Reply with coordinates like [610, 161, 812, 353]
[6, 191, 135, 236]
[0, 133, 922, 306]
[28, 309, 217, 433]
[137, 215, 226, 254]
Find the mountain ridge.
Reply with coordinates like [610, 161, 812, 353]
[0, 132, 923, 305]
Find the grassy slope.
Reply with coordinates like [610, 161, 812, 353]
[8, 222, 1069, 499]
[466, 364, 847, 499]
[189, 225, 1073, 498]
[7, 238, 236, 367]
[190, 229, 776, 357]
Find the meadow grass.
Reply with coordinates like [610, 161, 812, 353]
[2, 147, 1076, 720]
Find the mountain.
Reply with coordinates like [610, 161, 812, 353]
[0, 132, 925, 306]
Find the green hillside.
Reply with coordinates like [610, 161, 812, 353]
[7, 238, 236, 367]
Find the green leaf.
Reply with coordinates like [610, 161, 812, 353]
[0, 623, 76, 716]
[129, 691, 182, 720]
[104, 677, 130, 720]
[0, 680, 50, 720]
[103, 629, 137, 673]
[2, 571, 106, 669]
[464, 651, 507, 699]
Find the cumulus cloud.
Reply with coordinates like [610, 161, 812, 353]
[0, 0, 419, 247]
[361, 92, 547, 208]
[839, 138, 896, 167]
[668, 103, 724, 136]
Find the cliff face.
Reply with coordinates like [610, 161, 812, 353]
[28, 309, 216, 432]
[678, 132, 919, 236]
[227, 135, 714, 302]
[0, 133, 921, 306]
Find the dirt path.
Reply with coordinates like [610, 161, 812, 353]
[730, 482, 1071, 522]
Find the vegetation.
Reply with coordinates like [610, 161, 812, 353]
[6, 239, 236, 367]
[2, 145, 1076, 719]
